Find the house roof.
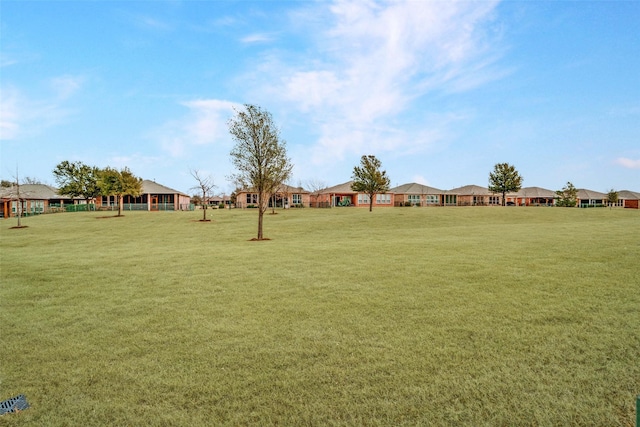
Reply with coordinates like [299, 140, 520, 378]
[279, 184, 309, 194]
[510, 186, 556, 198]
[205, 195, 231, 202]
[142, 180, 188, 196]
[576, 188, 607, 199]
[390, 182, 445, 194]
[0, 184, 73, 200]
[448, 185, 489, 195]
[617, 190, 640, 199]
[321, 181, 357, 194]
[236, 184, 309, 194]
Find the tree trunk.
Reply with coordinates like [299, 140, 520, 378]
[369, 195, 373, 212]
[118, 195, 123, 216]
[502, 191, 506, 206]
[257, 209, 264, 240]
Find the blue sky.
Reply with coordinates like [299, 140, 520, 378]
[1, 0, 639, 195]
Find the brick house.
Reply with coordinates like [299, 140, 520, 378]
[390, 183, 446, 206]
[96, 180, 191, 211]
[311, 181, 394, 208]
[613, 190, 639, 209]
[0, 184, 79, 218]
[505, 187, 556, 206]
[576, 189, 607, 207]
[449, 185, 497, 206]
[235, 184, 310, 208]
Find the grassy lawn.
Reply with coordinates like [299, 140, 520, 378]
[1, 207, 638, 426]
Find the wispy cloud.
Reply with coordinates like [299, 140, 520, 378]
[243, 0, 504, 164]
[153, 99, 238, 157]
[50, 74, 85, 100]
[0, 53, 19, 68]
[241, 33, 277, 44]
[615, 157, 640, 169]
[0, 85, 75, 141]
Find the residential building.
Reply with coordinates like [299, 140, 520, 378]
[449, 185, 496, 206]
[506, 187, 556, 206]
[390, 183, 446, 206]
[311, 181, 394, 208]
[235, 184, 310, 208]
[96, 180, 191, 211]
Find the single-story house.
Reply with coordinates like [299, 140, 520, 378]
[311, 181, 394, 208]
[505, 187, 556, 206]
[96, 180, 191, 211]
[390, 183, 446, 206]
[235, 184, 310, 208]
[576, 189, 607, 207]
[449, 185, 499, 206]
[204, 194, 232, 208]
[0, 184, 80, 218]
[617, 190, 640, 209]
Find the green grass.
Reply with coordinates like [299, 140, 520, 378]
[1, 207, 638, 426]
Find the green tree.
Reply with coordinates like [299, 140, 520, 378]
[53, 161, 101, 207]
[488, 163, 523, 206]
[228, 104, 293, 240]
[555, 182, 578, 207]
[351, 155, 391, 212]
[606, 189, 619, 208]
[98, 167, 143, 217]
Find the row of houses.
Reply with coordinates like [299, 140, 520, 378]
[236, 182, 640, 209]
[2, 179, 639, 218]
[0, 180, 191, 218]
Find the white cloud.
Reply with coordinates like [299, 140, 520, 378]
[241, 33, 276, 44]
[153, 99, 239, 157]
[1, 53, 18, 68]
[0, 85, 74, 141]
[412, 175, 431, 186]
[50, 75, 85, 100]
[244, 0, 504, 165]
[615, 157, 640, 169]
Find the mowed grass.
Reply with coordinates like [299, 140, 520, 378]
[1, 207, 638, 426]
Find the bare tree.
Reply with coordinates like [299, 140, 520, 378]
[306, 178, 327, 208]
[190, 169, 216, 221]
[229, 104, 293, 240]
[6, 167, 30, 228]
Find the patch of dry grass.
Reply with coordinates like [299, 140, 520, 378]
[1, 207, 638, 425]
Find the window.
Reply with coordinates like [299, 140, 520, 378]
[292, 194, 302, 204]
[246, 194, 257, 204]
[445, 195, 457, 205]
[376, 194, 391, 204]
[32, 200, 44, 213]
[426, 195, 438, 205]
[408, 195, 420, 204]
[102, 196, 117, 206]
[489, 196, 500, 205]
[358, 194, 370, 205]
